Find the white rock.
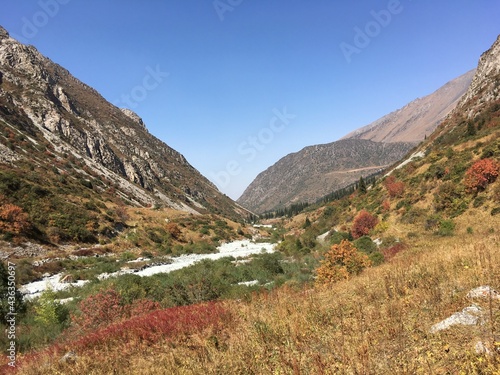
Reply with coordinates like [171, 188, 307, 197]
[467, 286, 500, 300]
[430, 304, 483, 333]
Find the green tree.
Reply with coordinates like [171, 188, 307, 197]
[34, 288, 69, 327]
[358, 176, 367, 194]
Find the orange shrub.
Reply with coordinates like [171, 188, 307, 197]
[0, 203, 30, 234]
[166, 222, 182, 240]
[464, 158, 500, 192]
[383, 175, 405, 198]
[351, 210, 378, 239]
[315, 240, 371, 285]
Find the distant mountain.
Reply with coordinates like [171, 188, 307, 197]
[342, 70, 475, 143]
[238, 68, 476, 214]
[0, 26, 247, 242]
[237, 139, 414, 213]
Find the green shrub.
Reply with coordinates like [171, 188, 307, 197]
[353, 236, 377, 255]
[436, 219, 455, 236]
[328, 231, 351, 245]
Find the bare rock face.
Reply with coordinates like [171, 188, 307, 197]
[120, 108, 146, 129]
[458, 35, 500, 117]
[0, 25, 246, 220]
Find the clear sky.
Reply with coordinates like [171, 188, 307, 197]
[1, 1, 499, 199]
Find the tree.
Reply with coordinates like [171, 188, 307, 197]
[315, 240, 371, 285]
[358, 176, 367, 194]
[351, 210, 378, 239]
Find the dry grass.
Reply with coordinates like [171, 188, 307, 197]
[10, 229, 500, 374]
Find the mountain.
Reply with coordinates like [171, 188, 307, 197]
[238, 69, 476, 214]
[341, 70, 475, 143]
[237, 139, 414, 213]
[0, 26, 247, 242]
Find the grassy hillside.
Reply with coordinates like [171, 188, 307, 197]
[6, 232, 499, 374]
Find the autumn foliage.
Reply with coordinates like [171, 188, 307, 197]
[464, 158, 500, 192]
[316, 240, 371, 285]
[351, 210, 378, 239]
[0, 202, 30, 234]
[383, 175, 405, 198]
[69, 289, 161, 335]
[66, 302, 228, 353]
[166, 222, 182, 240]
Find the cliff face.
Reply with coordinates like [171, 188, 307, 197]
[0, 26, 246, 220]
[457, 35, 500, 117]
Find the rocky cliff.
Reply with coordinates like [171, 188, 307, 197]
[0, 26, 246, 221]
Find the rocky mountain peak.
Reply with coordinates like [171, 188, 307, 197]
[459, 35, 500, 114]
[120, 108, 146, 129]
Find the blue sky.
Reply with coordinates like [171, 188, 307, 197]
[1, 1, 499, 199]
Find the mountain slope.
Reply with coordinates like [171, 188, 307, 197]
[341, 70, 475, 143]
[238, 68, 475, 214]
[237, 139, 414, 213]
[0, 26, 247, 234]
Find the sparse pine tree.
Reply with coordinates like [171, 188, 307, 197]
[358, 176, 367, 194]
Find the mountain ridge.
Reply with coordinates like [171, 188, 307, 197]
[237, 69, 476, 213]
[0, 26, 246, 221]
[237, 139, 415, 213]
[341, 70, 475, 143]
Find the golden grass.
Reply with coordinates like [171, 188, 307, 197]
[13, 228, 500, 374]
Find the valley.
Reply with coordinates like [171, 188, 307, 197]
[0, 12, 499, 375]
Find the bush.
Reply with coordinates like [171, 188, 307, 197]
[464, 158, 500, 192]
[353, 236, 377, 255]
[351, 210, 378, 239]
[433, 181, 468, 217]
[0, 202, 30, 234]
[436, 219, 455, 236]
[328, 231, 351, 245]
[383, 176, 405, 198]
[315, 240, 371, 285]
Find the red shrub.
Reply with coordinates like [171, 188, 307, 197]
[68, 302, 228, 352]
[464, 158, 500, 192]
[382, 199, 391, 212]
[383, 176, 405, 198]
[382, 243, 406, 260]
[351, 210, 379, 239]
[71, 289, 126, 333]
[166, 222, 182, 240]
